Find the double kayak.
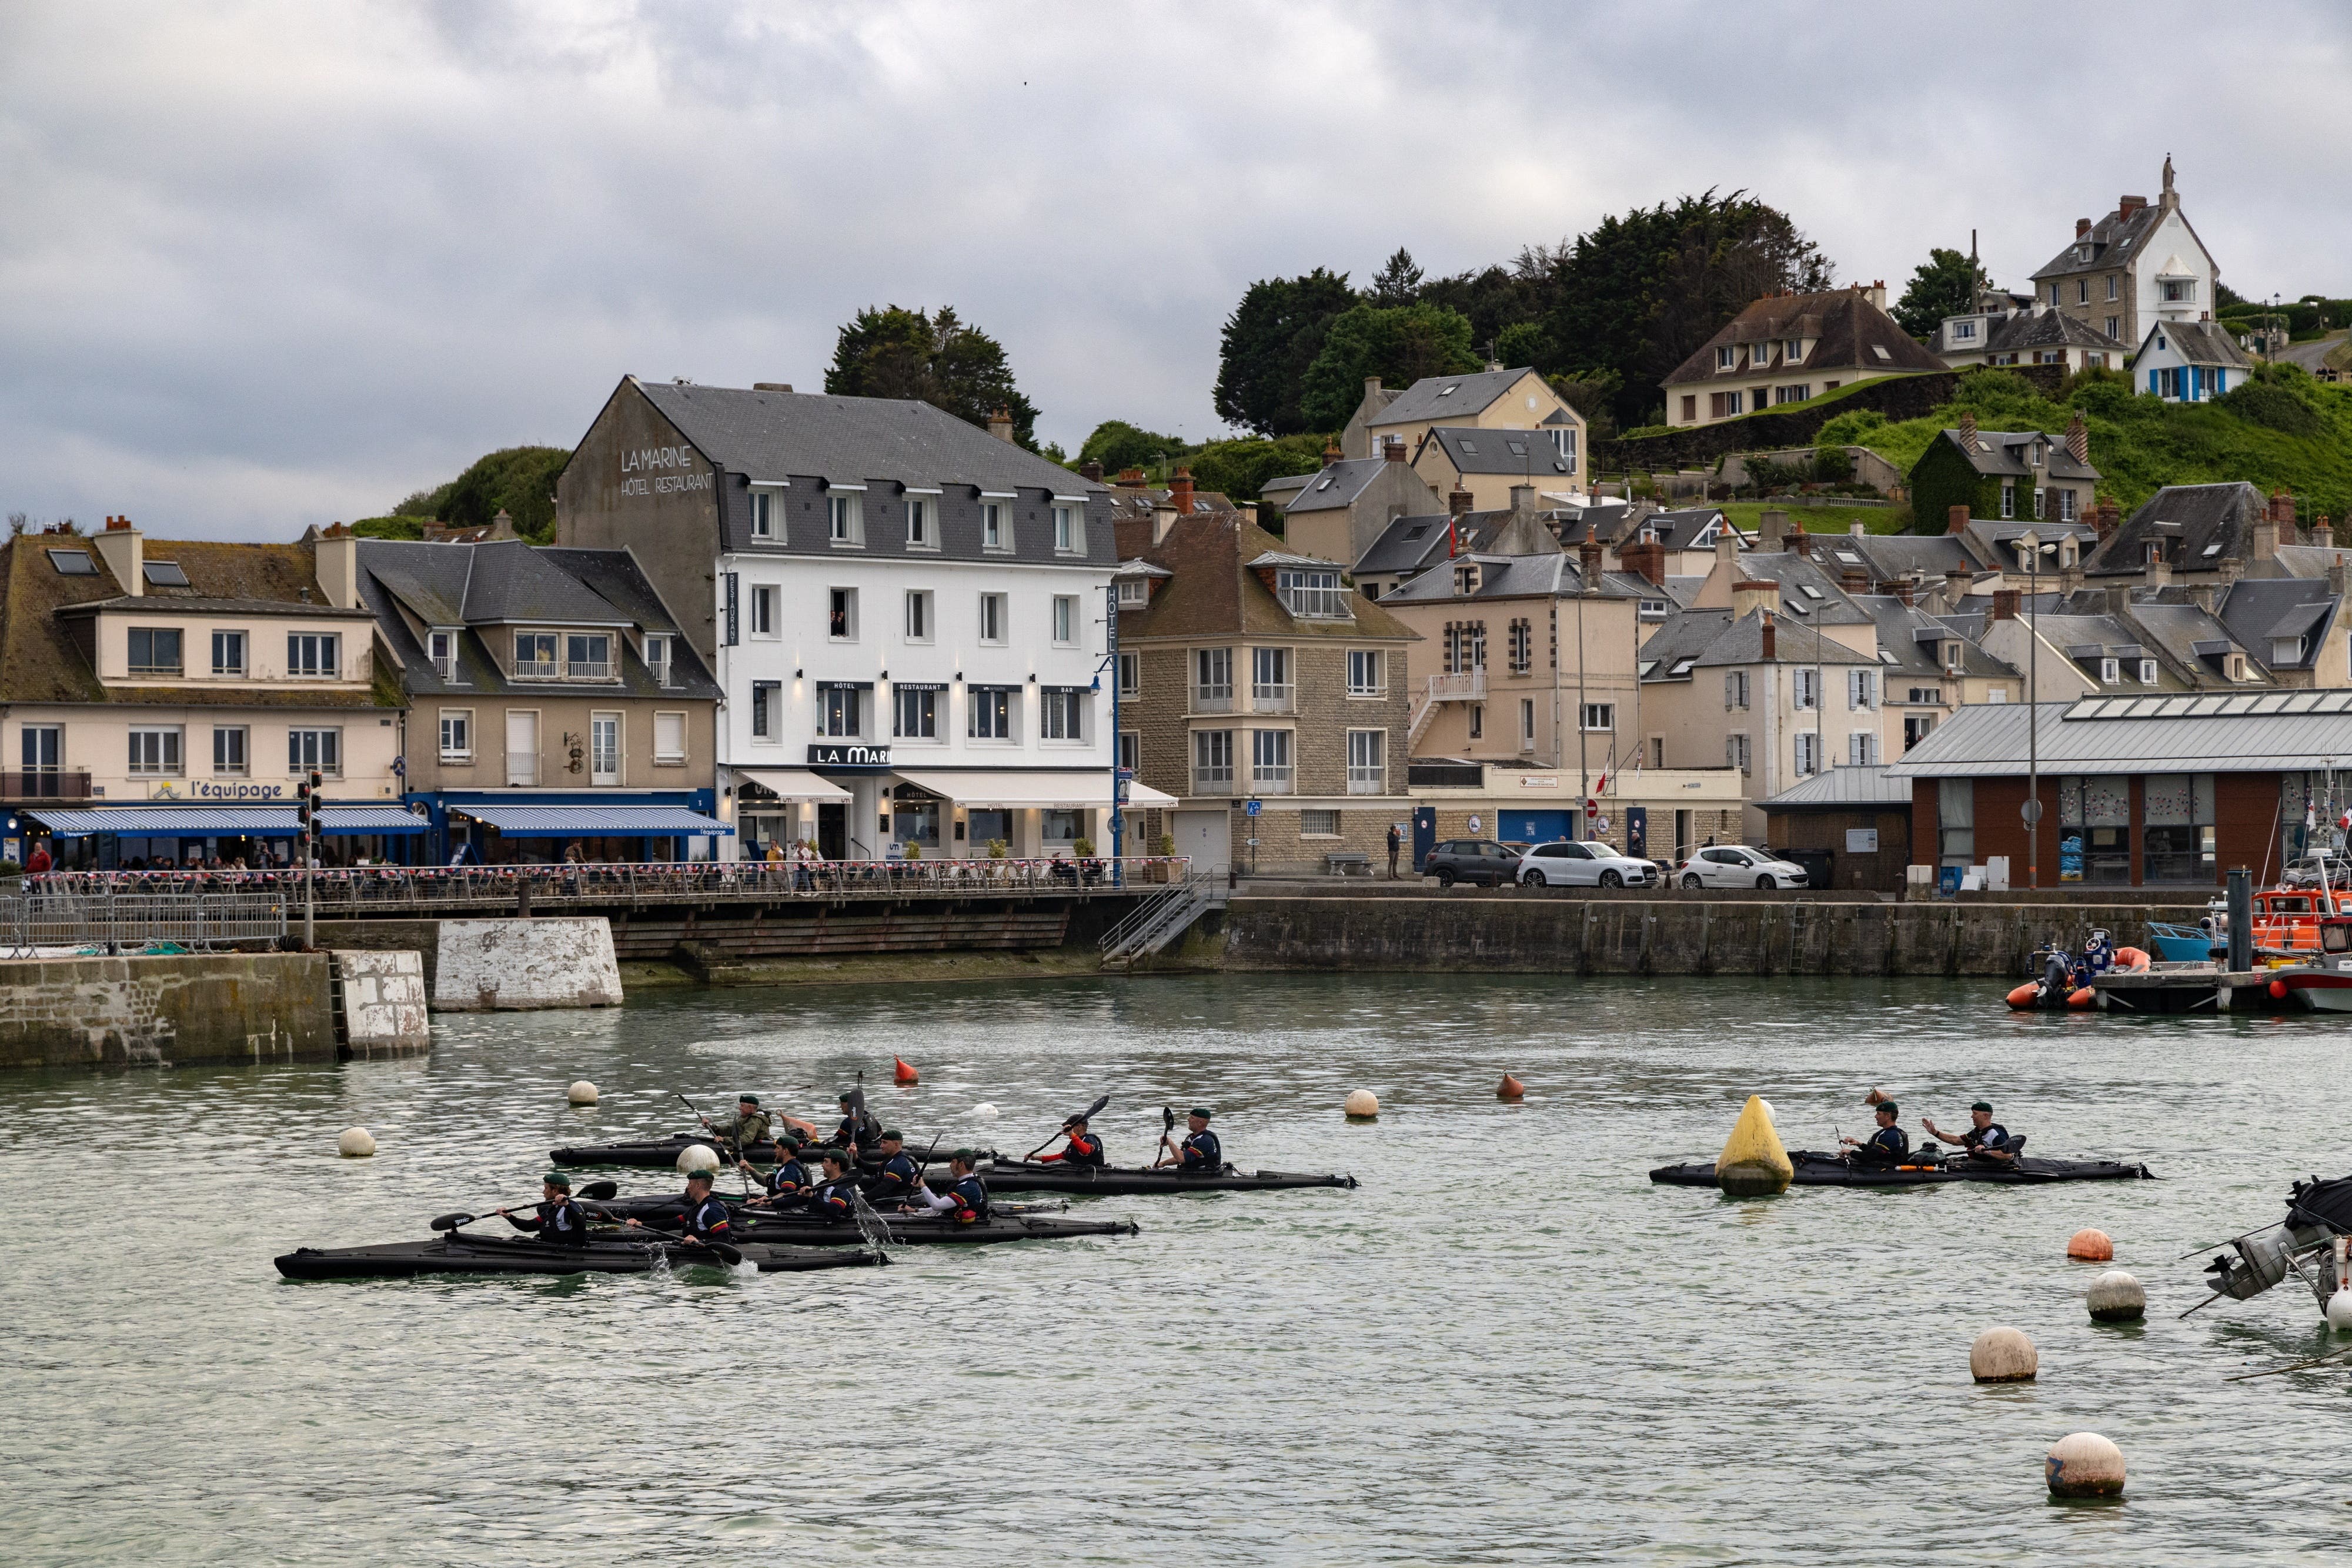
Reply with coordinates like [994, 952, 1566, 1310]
[550, 1135, 1000, 1170]
[972, 1159, 1356, 1196]
[1649, 1149, 2156, 1188]
[273, 1232, 883, 1279]
[584, 1196, 1139, 1246]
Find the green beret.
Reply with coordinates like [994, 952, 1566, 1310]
[951, 1147, 977, 1163]
[1970, 1101, 1994, 1113]
[542, 1171, 572, 1190]
[836, 1089, 854, 1103]
[683, 1168, 714, 1183]
[1189, 1106, 1213, 1119]
[1877, 1101, 1900, 1118]
[739, 1094, 760, 1106]
[880, 1128, 903, 1141]
[776, 1134, 803, 1151]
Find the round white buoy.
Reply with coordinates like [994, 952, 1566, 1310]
[968, 1103, 998, 1119]
[2045, 1431, 2126, 1497]
[1344, 1089, 1379, 1119]
[2086, 1269, 2147, 1323]
[1969, 1325, 2039, 1383]
[676, 1142, 721, 1175]
[2327, 1290, 2352, 1333]
[566, 1080, 599, 1106]
[337, 1126, 376, 1158]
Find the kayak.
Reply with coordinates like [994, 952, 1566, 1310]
[1648, 1150, 2156, 1188]
[971, 1159, 1357, 1196]
[273, 1232, 884, 1279]
[550, 1135, 997, 1170]
[584, 1199, 1139, 1246]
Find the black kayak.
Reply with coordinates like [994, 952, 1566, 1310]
[972, 1159, 1357, 1196]
[586, 1198, 1138, 1246]
[1649, 1149, 2157, 1188]
[550, 1135, 995, 1170]
[273, 1232, 883, 1279]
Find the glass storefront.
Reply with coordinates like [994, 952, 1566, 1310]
[2140, 773, 2215, 884]
[2053, 775, 2132, 884]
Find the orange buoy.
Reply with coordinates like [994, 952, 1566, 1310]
[2112, 946, 2151, 972]
[1498, 1074, 1525, 1100]
[893, 1056, 919, 1084]
[2067, 1227, 2114, 1262]
[2067, 987, 2096, 1009]
[2006, 984, 2040, 1009]
[2269, 978, 2288, 1000]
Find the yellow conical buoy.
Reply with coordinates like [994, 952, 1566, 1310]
[1713, 1095, 1793, 1196]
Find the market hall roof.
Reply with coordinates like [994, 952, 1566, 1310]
[1887, 688, 2352, 777]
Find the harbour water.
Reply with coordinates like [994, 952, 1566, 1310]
[4, 973, 2349, 1564]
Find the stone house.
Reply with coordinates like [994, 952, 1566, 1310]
[1661, 285, 1946, 429]
[1339, 366, 1582, 464]
[1932, 306, 2126, 373]
[1906, 412, 2103, 531]
[2030, 158, 2223, 350]
[1110, 509, 1416, 875]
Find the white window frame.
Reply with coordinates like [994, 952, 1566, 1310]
[904, 496, 932, 549]
[211, 629, 247, 677]
[978, 592, 1007, 645]
[1053, 503, 1086, 555]
[589, 711, 622, 786]
[1716, 345, 1737, 370]
[1793, 669, 1818, 711]
[1346, 728, 1386, 794]
[2138, 658, 2158, 685]
[1727, 732, 1750, 773]
[437, 710, 473, 763]
[827, 492, 863, 546]
[428, 630, 460, 683]
[506, 708, 541, 784]
[514, 631, 558, 678]
[751, 585, 780, 639]
[981, 500, 1011, 552]
[1192, 728, 1234, 792]
[1116, 578, 1149, 606]
[643, 634, 671, 688]
[817, 685, 863, 740]
[893, 686, 938, 741]
[653, 709, 687, 764]
[749, 683, 779, 743]
[1117, 650, 1140, 698]
[749, 489, 777, 540]
[1847, 731, 1879, 766]
[1581, 702, 1614, 731]
[904, 590, 932, 643]
[1784, 337, 1803, 363]
[286, 632, 339, 680]
[288, 726, 342, 778]
[1847, 668, 1876, 710]
[128, 726, 182, 775]
[212, 724, 249, 777]
[564, 633, 612, 680]
[2100, 657, 2120, 684]
[1249, 727, 1292, 791]
[968, 684, 1015, 741]
[1347, 648, 1384, 697]
[1520, 697, 1536, 750]
[1052, 594, 1078, 647]
[1794, 731, 1819, 777]
[1040, 686, 1086, 742]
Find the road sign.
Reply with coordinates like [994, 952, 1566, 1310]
[2022, 797, 2044, 827]
[1245, 799, 1261, 816]
[1595, 815, 1611, 835]
[1585, 798, 1599, 818]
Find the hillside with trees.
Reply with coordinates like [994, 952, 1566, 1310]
[356, 444, 572, 542]
[824, 304, 1041, 450]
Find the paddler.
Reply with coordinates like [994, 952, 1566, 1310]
[1922, 1101, 2016, 1163]
[1037, 1112, 1107, 1168]
[624, 1168, 733, 1248]
[497, 1172, 590, 1245]
[867, 1130, 923, 1202]
[704, 1094, 772, 1164]
[1840, 1101, 1910, 1164]
[830, 1091, 882, 1159]
[808, 1151, 864, 1221]
[1155, 1106, 1222, 1173]
[747, 1134, 814, 1207]
[943, 1149, 990, 1224]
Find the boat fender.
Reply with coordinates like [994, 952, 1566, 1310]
[2067, 987, 2096, 1008]
[2111, 947, 2151, 972]
[2270, 978, 2288, 999]
[2006, 983, 2041, 1009]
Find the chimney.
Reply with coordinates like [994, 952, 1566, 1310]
[1364, 376, 1382, 403]
[1957, 410, 1977, 446]
[2118, 194, 2146, 218]
[1383, 436, 1406, 463]
[751, 382, 794, 393]
[2252, 510, 2278, 563]
[1118, 467, 1145, 488]
[1850, 520, 1868, 538]
[1891, 579, 1917, 606]
[1945, 566, 1973, 604]
[1510, 483, 1538, 518]
[2064, 413, 2089, 464]
[1991, 588, 2020, 620]
[987, 407, 1015, 443]
[1757, 509, 1788, 551]
[2105, 584, 2132, 616]
[1714, 527, 1738, 576]
[1621, 539, 1666, 587]
[1080, 461, 1104, 483]
[92, 514, 143, 594]
[2329, 555, 2348, 598]
[1947, 504, 1970, 536]
[1322, 439, 1343, 469]
[1170, 466, 1195, 518]
[1577, 538, 1603, 589]
[2094, 496, 2120, 539]
[2217, 555, 2243, 587]
[1733, 579, 1779, 621]
[2060, 561, 2083, 595]
[1788, 525, 1811, 559]
[2271, 487, 2298, 540]
[486, 509, 517, 541]
[2146, 557, 2171, 591]
[1759, 610, 1777, 661]
[1840, 567, 1869, 593]
[2076, 218, 2092, 239]
[315, 521, 359, 610]
[2187, 582, 2215, 613]
[1448, 482, 1473, 517]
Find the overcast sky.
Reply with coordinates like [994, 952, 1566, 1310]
[6, 0, 2348, 540]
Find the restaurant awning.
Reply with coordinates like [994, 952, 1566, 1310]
[452, 804, 734, 836]
[27, 805, 429, 839]
[733, 768, 854, 803]
[891, 770, 1176, 810]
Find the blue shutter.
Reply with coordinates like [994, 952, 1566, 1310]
[2214, 369, 2227, 395]
[2149, 368, 2160, 395]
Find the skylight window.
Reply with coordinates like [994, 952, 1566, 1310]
[143, 560, 190, 587]
[2201, 542, 2222, 557]
[1438, 385, 1459, 396]
[46, 549, 95, 575]
[1316, 477, 1334, 490]
[1671, 658, 1697, 675]
[1459, 440, 1478, 454]
[1506, 442, 1526, 456]
[1785, 599, 1809, 616]
[1872, 345, 1892, 360]
[1800, 584, 1824, 600]
[1877, 650, 1897, 665]
[1404, 525, 1429, 540]
[1835, 550, 1862, 564]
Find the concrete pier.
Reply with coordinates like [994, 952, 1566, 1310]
[0, 952, 333, 1069]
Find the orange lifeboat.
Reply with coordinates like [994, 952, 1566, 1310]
[2110, 946, 2151, 972]
[2006, 983, 2042, 1009]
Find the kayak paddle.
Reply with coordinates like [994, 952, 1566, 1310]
[432, 1181, 618, 1232]
[619, 1219, 744, 1268]
[1024, 1093, 1111, 1159]
[1154, 1104, 1177, 1167]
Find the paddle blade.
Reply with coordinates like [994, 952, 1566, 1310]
[429, 1212, 476, 1232]
[1077, 1093, 1111, 1122]
[1162, 1105, 1176, 1132]
[578, 1180, 619, 1201]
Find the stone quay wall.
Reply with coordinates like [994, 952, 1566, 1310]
[0, 952, 333, 1069]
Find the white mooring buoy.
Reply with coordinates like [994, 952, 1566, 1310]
[1344, 1089, 1379, 1119]
[1969, 1326, 2038, 1383]
[337, 1126, 377, 1158]
[676, 1142, 721, 1175]
[2086, 1270, 2147, 1322]
[566, 1080, 599, 1106]
[2044, 1432, 2126, 1497]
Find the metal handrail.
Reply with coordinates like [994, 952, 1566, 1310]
[0, 888, 287, 955]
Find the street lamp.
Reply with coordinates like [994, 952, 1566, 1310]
[2017, 529, 2054, 888]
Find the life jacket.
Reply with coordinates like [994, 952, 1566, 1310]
[948, 1174, 990, 1224]
[1180, 1129, 1221, 1172]
[1962, 1124, 2012, 1154]
[541, 1197, 589, 1243]
[1857, 1125, 1910, 1164]
[814, 1177, 860, 1221]
[1047, 1129, 1105, 1167]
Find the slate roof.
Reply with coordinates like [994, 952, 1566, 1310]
[2030, 198, 2167, 282]
[1934, 427, 2100, 482]
[1281, 459, 1401, 514]
[1889, 688, 2352, 778]
[1853, 595, 2016, 680]
[1738, 549, 1877, 626]
[2265, 543, 2351, 580]
[1417, 426, 1576, 478]
[1637, 607, 1875, 680]
[1365, 367, 1537, 429]
[1664, 290, 1947, 386]
[1985, 310, 2125, 355]
[2217, 577, 2343, 670]
[1381, 550, 1639, 606]
[1355, 509, 1518, 578]
[54, 594, 375, 621]
[2082, 482, 2270, 577]
[2140, 318, 2254, 370]
[1551, 500, 1638, 547]
[1759, 764, 1912, 809]
[1114, 512, 1417, 644]
[1838, 532, 1984, 583]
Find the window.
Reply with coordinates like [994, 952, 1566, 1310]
[2058, 489, 2079, 524]
[1278, 568, 1349, 618]
[1953, 320, 1976, 342]
[1520, 697, 1536, 750]
[1903, 712, 1936, 750]
[903, 590, 930, 642]
[128, 627, 182, 676]
[2049, 283, 2062, 306]
[2074, 278, 2088, 305]
[46, 548, 94, 575]
[1508, 618, 1532, 673]
[2105, 315, 2122, 340]
[287, 633, 338, 678]
[894, 686, 937, 739]
[1194, 647, 1232, 707]
[644, 634, 671, 687]
[506, 710, 539, 785]
[1999, 482, 2016, 520]
[1846, 669, 1876, 710]
[2099, 657, 2120, 684]
[1773, 384, 1810, 404]
[2164, 279, 2195, 304]
[828, 588, 856, 641]
[2106, 275, 2119, 302]
[1726, 733, 1750, 773]
[589, 713, 620, 785]
[1117, 650, 1140, 697]
[1117, 578, 1149, 606]
[2032, 487, 2046, 522]
[1041, 687, 1085, 741]
[1250, 728, 1292, 791]
[904, 497, 930, 547]
[750, 681, 779, 740]
[212, 726, 248, 776]
[654, 711, 686, 763]
[566, 633, 611, 678]
[981, 502, 1008, 551]
[21, 724, 61, 774]
[1785, 337, 1803, 363]
[128, 726, 182, 774]
[827, 492, 863, 545]
[2137, 658, 2158, 685]
[1709, 390, 1743, 418]
[1348, 729, 1385, 794]
[1251, 646, 1291, 706]
[1554, 425, 1577, 469]
[1581, 703, 1613, 731]
[428, 630, 458, 682]
[750, 491, 776, 539]
[288, 727, 340, 776]
[978, 593, 1006, 644]
[1724, 670, 1750, 710]
[2141, 773, 2216, 883]
[1793, 669, 1819, 710]
[1053, 503, 1085, 554]
[818, 685, 863, 738]
[211, 630, 246, 677]
[1794, 731, 1820, 776]
[968, 685, 1014, 740]
[1847, 731, 1879, 766]
[1192, 729, 1234, 791]
[1468, 704, 1483, 740]
[1681, 395, 1698, 423]
[1906, 686, 1943, 706]
[1118, 731, 1140, 773]
[1716, 345, 1737, 370]
[1053, 595, 1078, 646]
[439, 711, 472, 762]
[1347, 649, 1384, 696]
[1300, 808, 1340, 837]
[515, 632, 557, 676]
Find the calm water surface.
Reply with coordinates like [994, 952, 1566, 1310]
[4, 973, 2350, 1564]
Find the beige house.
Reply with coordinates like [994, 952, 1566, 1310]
[1662, 285, 1946, 429]
[1342, 366, 1584, 466]
[1408, 421, 1583, 513]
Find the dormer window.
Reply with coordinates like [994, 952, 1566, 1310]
[1750, 343, 1772, 367]
[2100, 657, 2120, 684]
[1716, 346, 1737, 370]
[1784, 338, 1802, 363]
[2075, 243, 2091, 263]
[2137, 658, 2158, 684]
[428, 630, 459, 681]
[1953, 320, 1976, 342]
[644, 634, 672, 688]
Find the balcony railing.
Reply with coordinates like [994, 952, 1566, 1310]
[1249, 684, 1295, 714]
[1191, 767, 1234, 794]
[1282, 586, 1354, 620]
[1192, 690, 1234, 714]
[2, 770, 92, 800]
[566, 660, 614, 680]
[1429, 670, 1487, 701]
[1250, 766, 1295, 795]
[1346, 769, 1386, 795]
[513, 659, 559, 679]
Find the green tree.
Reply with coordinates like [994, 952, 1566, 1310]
[387, 446, 570, 541]
[1892, 247, 1980, 337]
[1187, 434, 1334, 503]
[1297, 302, 1482, 429]
[824, 304, 1040, 447]
[1368, 247, 1424, 306]
[1213, 268, 1358, 437]
[1077, 420, 1188, 474]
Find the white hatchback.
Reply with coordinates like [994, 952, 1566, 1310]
[1516, 840, 1661, 889]
[1677, 844, 1809, 890]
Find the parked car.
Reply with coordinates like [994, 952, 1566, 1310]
[1677, 844, 1810, 890]
[1422, 838, 1519, 887]
[1516, 840, 1661, 889]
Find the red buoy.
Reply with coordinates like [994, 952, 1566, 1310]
[1498, 1074, 1525, 1101]
[893, 1056, 919, 1084]
[2269, 978, 2288, 1001]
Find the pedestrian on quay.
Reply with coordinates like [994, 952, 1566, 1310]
[1387, 823, 1402, 879]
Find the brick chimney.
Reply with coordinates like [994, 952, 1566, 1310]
[1839, 567, 1869, 593]
[1758, 509, 1788, 551]
[2271, 488, 2298, 542]
[1383, 436, 1406, 463]
[1789, 524, 1811, 559]
[2118, 194, 2146, 218]
[2076, 218, 2093, 239]
[1577, 537, 1603, 589]
[1448, 482, 1473, 517]
[1117, 467, 1145, 487]
[1080, 460, 1104, 482]
[1621, 538, 1666, 586]
[2064, 412, 2089, 464]
[1991, 588, 2020, 620]
[1759, 610, 1777, 661]
[1322, 439, 1342, 468]
[92, 514, 143, 594]
[2094, 496, 2120, 539]
[1957, 410, 1977, 447]
[1170, 466, 1195, 518]
[1947, 504, 1970, 536]
[987, 407, 1015, 443]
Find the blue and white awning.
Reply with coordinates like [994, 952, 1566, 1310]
[26, 805, 429, 838]
[451, 804, 733, 836]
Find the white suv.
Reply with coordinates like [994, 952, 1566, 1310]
[1516, 840, 1660, 889]
[1677, 845, 1809, 890]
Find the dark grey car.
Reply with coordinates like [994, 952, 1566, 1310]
[1422, 838, 1518, 887]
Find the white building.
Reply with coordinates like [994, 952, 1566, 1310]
[2029, 157, 2224, 350]
[557, 377, 1147, 861]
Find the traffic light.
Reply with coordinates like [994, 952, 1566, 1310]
[296, 773, 319, 847]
